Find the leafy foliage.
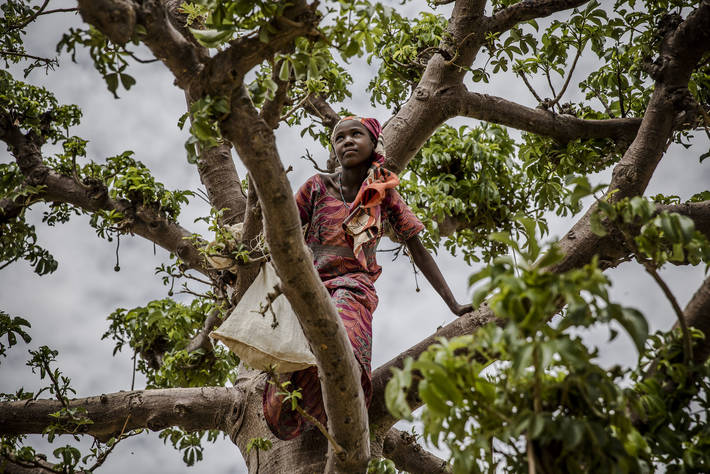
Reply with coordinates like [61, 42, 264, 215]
[2, 0, 710, 472]
[103, 298, 239, 388]
[386, 224, 709, 472]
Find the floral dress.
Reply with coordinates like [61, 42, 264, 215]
[262, 174, 424, 440]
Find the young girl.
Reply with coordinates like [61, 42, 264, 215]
[263, 116, 471, 440]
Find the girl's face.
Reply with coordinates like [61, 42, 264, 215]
[332, 121, 375, 169]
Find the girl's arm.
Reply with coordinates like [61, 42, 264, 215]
[404, 235, 473, 316]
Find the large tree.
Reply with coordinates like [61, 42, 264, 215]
[1, 0, 710, 472]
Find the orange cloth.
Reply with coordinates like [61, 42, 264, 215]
[343, 163, 400, 269]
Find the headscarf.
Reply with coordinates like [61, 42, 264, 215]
[331, 116, 386, 164]
[332, 116, 399, 269]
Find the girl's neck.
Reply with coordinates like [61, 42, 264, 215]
[340, 162, 371, 190]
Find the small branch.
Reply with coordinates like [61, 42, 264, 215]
[517, 69, 544, 104]
[126, 51, 159, 64]
[300, 148, 329, 173]
[0, 49, 57, 66]
[641, 261, 692, 363]
[86, 415, 133, 472]
[543, 64, 558, 100]
[7, 0, 50, 32]
[614, 47, 627, 118]
[294, 404, 344, 454]
[527, 439, 537, 474]
[42, 360, 69, 409]
[546, 44, 583, 110]
[303, 93, 341, 129]
[280, 93, 314, 122]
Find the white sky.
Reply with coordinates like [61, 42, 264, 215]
[1, 1, 709, 473]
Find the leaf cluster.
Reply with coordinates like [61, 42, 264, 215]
[592, 195, 710, 267]
[102, 298, 238, 388]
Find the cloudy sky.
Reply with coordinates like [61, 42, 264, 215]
[2, 1, 709, 473]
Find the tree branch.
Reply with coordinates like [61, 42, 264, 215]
[195, 142, 247, 226]
[302, 93, 341, 129]
[0, 117, 207, 273]
[221, 86, 370, 472]
[0, 387, 242, 442]
[449, 86, 643, 143]
[681, 274, 710, 364]
[196, 0, 321, 98]
[77, 0, 207, 90]
[382, 428, 452, 474]
[260, 61, 292, 129]
[487, 0, 591, 35]
[551, 1, 710, 274]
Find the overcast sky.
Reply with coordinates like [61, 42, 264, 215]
[2, 1, 709, 473]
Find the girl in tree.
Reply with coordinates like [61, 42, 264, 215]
[263, 116, 471, 440]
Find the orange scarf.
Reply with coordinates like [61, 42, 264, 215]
[342, 163, 399, 269]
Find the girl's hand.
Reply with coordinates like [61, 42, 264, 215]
[451, 302, 473, 317]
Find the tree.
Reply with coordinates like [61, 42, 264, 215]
[1, 0, 710, 472]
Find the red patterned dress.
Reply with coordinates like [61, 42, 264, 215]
[262, 173, 424, 440]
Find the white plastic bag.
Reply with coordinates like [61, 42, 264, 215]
[210, 262, 316, 373]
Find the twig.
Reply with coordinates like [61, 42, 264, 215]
[131, 350, 137, 391]
[87, 415, 134, 471]
[300, 149, 329, 173]
[126, 51, 159, 64]
[516, 69, 544, 104]
[38, 7, 78, 15]
[588, 84, 614, 116]
[294, 404, 345, 454]
[641, 261, 692, 363]
[0, 255, 21, 271]
[698, 105, 710, 141]
[527, 439, 537, 474]
[178, 287, 213, 299]
[543, 64, 558, 100]
[8, 0, 50, 31]
[0, 49, 57, 66]
[42, 360, 69, 409]
[280, 93, 313, 122]
[546, 44, 583, 110]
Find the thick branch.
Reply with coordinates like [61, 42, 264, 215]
[680, 275, 710, 364]
[450, 87, 642, 143]
[382, 0, 594, 172]
[303, 93, 340, 129]
[222, 87, 369, 472]
[659, 201, 710, 238]
[195, 143, 247, 226]
[0, 387, 242, 442]
[552, 2, 710, 273]
[382, 428, 452, 474]
[260, 62, 291, 129]
[488, 0, 590, 35]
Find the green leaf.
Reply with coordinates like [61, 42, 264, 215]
[119, 73, 136, 90]
[189, 28, 233, 48]
[615, 307, 648, 353]
[278, 60, 291, 82]
[590, 211, 607, 237]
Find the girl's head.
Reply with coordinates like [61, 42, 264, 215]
[331, 116, 386, 166]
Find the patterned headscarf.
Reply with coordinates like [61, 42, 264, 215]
[332, 116, 400, 269]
